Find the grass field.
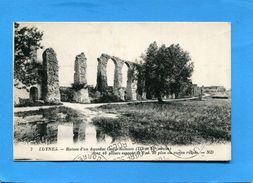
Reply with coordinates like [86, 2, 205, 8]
[92, 99, 231, 145]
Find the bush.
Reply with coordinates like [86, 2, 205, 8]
[92, 93, 124, 103]
[60, 87, 74, 102]
[71, 83, 87, 91]
[15, 99, 62, 107]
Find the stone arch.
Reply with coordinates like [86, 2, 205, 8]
[96, 54, 110, 93]
[96, 54, 140, 101]
[122, 62, 128, 88]
[107, 58, 116, 87]
[111, 57, 124, 100]
[30, 86, 39, 101]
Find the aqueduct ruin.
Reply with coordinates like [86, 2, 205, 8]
[96, 53, 139, 101]
[15, 48, 142, 105]
[15, 47, 200, 106]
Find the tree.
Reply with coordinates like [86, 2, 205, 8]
[141, 42, 194, 103]
[136, 59, 145, 98]
[142, 41, 159, 99]
[167, 44, 194, 98]
[14, 23, 43, 88]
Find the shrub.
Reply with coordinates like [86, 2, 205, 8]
[93, 93, 124, 103]
[71, 83, 87, 91]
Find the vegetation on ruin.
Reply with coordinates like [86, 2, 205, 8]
[15, 99, 64, 107]
[92, 99, 231, 145]
[139, 42, 194, 102]
[92, 93, 124, 103]
[71, 83, 88, 91]
[14, 23, 44, 88]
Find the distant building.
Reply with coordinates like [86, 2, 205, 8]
[202, 85, 230, 99]
[202, 86, 226, 93]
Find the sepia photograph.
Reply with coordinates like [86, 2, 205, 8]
[13, 22, 231, 161]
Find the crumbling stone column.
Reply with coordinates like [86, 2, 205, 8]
[96, 54, 110, 93]
[126, 63, 138, 101]
[74, 52, 87, 84]
[113, 58, 124, 100]
[73, 52, 90, 103]
[42, 48, 61, 104]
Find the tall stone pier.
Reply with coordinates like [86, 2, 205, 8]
[42, 48, 61, 104]
[72, 52, 90, 103]
[113, 58, 124, 100]
[126, 63, 138, 101]
[74, 52, 87, 84]
[96, 54, 110, 93]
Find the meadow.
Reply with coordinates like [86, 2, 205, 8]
[92, 99, 231, 145]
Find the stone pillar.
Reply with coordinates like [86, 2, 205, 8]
[73, 52, 90, 103]
[96, 54, 110, 93]
[126, 63, 138, 101]
[74, 52, 87, 84]
[113, 58, 124, 100]
[42, 48, 61, 104]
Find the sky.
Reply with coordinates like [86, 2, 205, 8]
[20, 22, 231, 89]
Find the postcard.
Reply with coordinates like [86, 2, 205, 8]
[13, 22, 231, 161]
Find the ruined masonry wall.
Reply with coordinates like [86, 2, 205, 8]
[96, 54, 139, 101]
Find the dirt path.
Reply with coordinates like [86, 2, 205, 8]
[63, 102, 117, 120]
[14, 96, 199, 113]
